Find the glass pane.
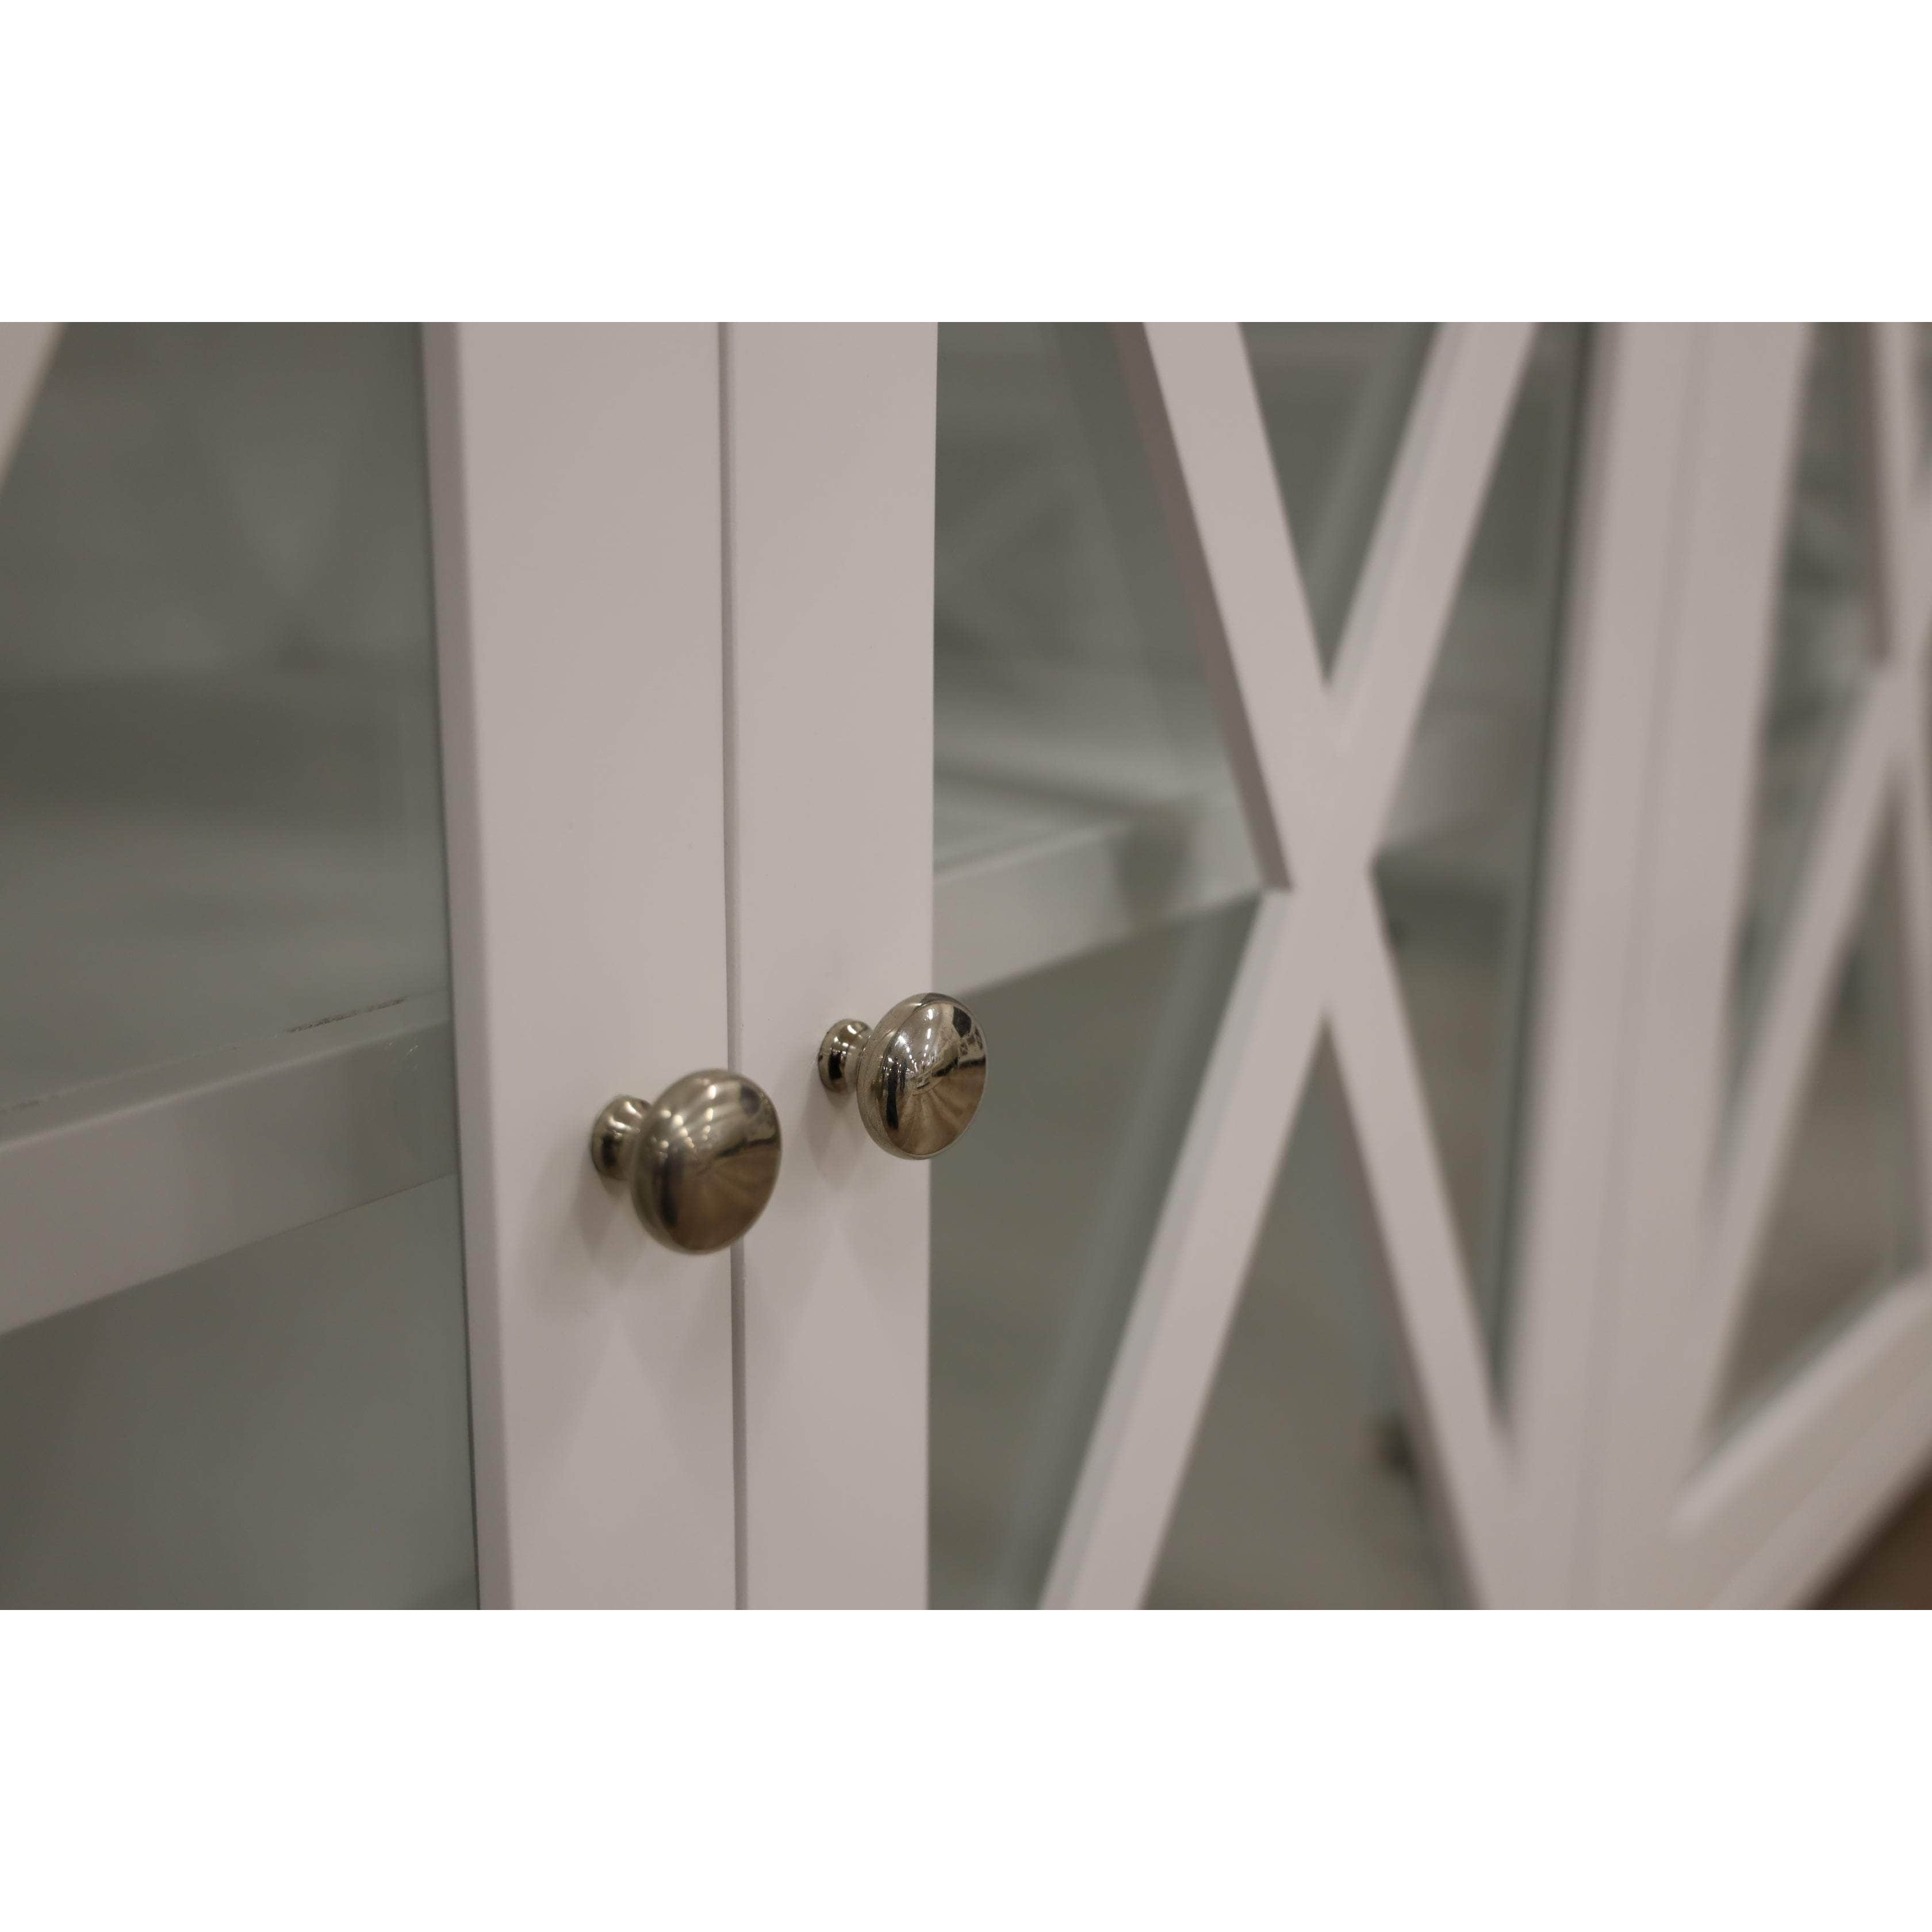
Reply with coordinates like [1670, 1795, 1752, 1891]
[934, 324, 1254, 911]
[931, 899, 1255, 1608]
[1715, 837, 1921, 1432]
[929, 323, 1263, 1607]
[1728, 324, 1876, 1102]
[1373, 324, 1589, 1374]
[0, 324, 449, 1108]
[0, 1183, 476, 1608]
[1243, 324, 1435, 670]
[1149, 1041, 1452, 1608]
[0, 324, 473, 1605]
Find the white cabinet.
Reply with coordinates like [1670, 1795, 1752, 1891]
[4, 322, 1929, 1605]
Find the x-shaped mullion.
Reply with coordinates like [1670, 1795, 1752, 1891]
[1046, 322, 1530, 1605]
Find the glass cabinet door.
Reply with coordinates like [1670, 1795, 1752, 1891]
[0, 325, 475, 1607]
[926, 324, 1592, 1607]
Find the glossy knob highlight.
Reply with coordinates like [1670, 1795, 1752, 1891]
[818, 994, 987, 1160]
[590, 1071, 781, 1254]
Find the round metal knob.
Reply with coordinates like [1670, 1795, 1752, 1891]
[589, 1071, 781, 1254]
[817, 994, 987, 1160]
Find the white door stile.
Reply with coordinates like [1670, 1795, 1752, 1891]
[1506, 325, 1703, 1605]
[1584, 322, 1932, 1605]
[1870, 325, 1922, 653]
[1579, 325, 1807, 1604]
[1662, 320, 1932, 1606]
[425, 324, 738, 1608]
[1586, 324, 1808, 1604]
[1681, 321, 1932, 1603]
[723, 324, 937, 1608]
[1665, 325, 1932, 1605]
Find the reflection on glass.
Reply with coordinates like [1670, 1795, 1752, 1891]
[1728, 324, 1876, 1102]
[0, 1183, 476, 1607]
[0, 325, 474, 1605]
[1243, 324, 1435, 670]
[930, 321, 1265, 1607]
[933, 325, 1255, 927]
[1715, 838, 1921, 1432]
[931, 901, 1255, 1608]
[1370, 325, 1589, 1377]
[1148, 1041, 1452, 1607]
[0, 324, 449, 1110]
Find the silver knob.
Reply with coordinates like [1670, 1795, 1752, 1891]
[590, 1071, 781, 1253]
[818, 994, 987, 1160]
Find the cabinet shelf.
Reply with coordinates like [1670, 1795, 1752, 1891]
[936, 656, 1528, 992]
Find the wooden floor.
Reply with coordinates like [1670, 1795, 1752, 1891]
[1819, 1469, 1932, 1607]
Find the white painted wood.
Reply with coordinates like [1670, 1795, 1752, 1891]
[1681, 325, 1932, 1608]
[1573, 323, 1932, 1607]
[1676, 1279, 1932, 1599]
[1506, 326, 1703, 1605]
[424, 324, 737, 1608]
[719, 316, 1932, 1610]
[0, 996, 454, 1336]
[1707, 1304, 1932, 1606]
[1870, 324, 1921, 662]
[1582, 325, 1810, 1604]
[1332, 324, 1534, 870]
[0, 324, 56, 477]
[1911, 479, 1932, 669]
[1127, 324, 1331, 888]
[1041, 327, 1551, 1608]
[724, 324, 937, 1607]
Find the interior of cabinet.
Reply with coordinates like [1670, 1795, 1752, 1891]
[932, 323, 1547, 999]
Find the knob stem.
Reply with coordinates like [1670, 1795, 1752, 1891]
[590, 1095, 649, 1180]
[817, 1018, 872, 1095]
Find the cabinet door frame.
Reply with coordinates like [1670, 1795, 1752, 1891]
[721, 323, 1701, 1607]
[427, 324, 740, 1608]
[1585, 323, 1932, 1607]
[0, 323, 742, 1610]
[723, 324, 939, 1608]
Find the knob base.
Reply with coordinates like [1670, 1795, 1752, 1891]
[591, 1095, 649, 1180]
[817, 1018, 872, 1095]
